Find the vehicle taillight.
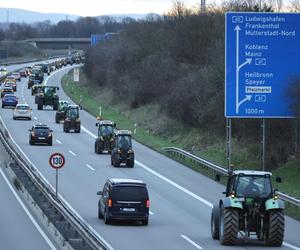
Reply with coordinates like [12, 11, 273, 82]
[108, 199, 112, 207]
[146, 199, 150, 208]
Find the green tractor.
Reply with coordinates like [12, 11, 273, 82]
[55, 100, 70, 123]
[94, 120, 116, 154]
[211, 170, 284, 246]
[63, 104, 81, 133]
[111, 130, 134, 168]
[36, 86, 59, 110]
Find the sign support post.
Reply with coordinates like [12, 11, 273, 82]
[226, 118, 232, 169]
[49, 153, 66, 199]
[56, 169, 58, 197]
[260, 119, 266, 171]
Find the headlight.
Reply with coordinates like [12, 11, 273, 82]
[48, 132, 52, 137]
[100, 136, 104, 141]
[31, 132, 35, 137]
[128, 149, 134, 154]
[117, 149, 121, 154]
[76, 118, 80, 122]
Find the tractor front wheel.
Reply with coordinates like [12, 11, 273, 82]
[211, 205, 220, 240]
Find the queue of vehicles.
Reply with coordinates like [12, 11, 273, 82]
[1, 58, 286, 246]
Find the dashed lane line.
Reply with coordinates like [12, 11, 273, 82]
[68, 150, 76, 156]
[86, 164, 95, 171]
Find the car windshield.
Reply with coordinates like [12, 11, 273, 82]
[34, 127, 49, 132]
[67, 108, 78, 118]
[235, 175, 272, 198]
[100, 125, 113, 136]
[45, 87, 55, 94]
[112, 186, 147, 201]
[17, 105, 29, 110]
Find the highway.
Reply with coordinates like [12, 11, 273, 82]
[1, 63, 300, 250]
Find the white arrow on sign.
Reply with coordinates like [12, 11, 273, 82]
[235, 25, 252, 114]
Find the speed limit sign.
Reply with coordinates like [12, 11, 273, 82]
[49, 153, 65, 169]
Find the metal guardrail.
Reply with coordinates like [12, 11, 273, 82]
[164, 146, 300, 207]
[0, 65, 111, 250]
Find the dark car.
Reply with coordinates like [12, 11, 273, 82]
[29, 124, 53, 146]
[2, 94, 18, 108]
[19, 70, 27, 77]
[1, 86, 14, 98]
[97, 178, 149, 225]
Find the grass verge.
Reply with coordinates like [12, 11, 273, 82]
[62, 69, 300, 220]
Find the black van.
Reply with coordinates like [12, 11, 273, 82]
[97, 178, 150, 225]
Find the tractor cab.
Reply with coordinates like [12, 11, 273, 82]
[55, 100, 70, 123]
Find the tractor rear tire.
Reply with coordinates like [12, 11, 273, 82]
[219, 206, 239, 245]
[53, 100, 58, 111]
[95, 142, 102, 154]
[266, 210, 284, 247]
[211, 205, 220, 240]
[37, 99, 43, 110]
[55, 113, 59, 124]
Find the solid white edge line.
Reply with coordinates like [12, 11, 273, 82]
[135, 159, 213, 208]
[86, 164, 95, 171]
[180, 235, 203, 250]
[68, 150, 76, 156]
[81, 125, 300, 250]
[283, 242, 300, 250]
[0, 168, 57, 250]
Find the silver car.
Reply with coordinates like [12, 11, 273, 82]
[13, 104, 32, 120]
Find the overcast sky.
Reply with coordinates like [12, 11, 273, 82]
[0, 0, 221, 16]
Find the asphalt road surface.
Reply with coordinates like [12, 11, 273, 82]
[1, 63, 300, 250]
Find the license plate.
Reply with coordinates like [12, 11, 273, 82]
[123, 208, 135, 212]
[38, 137, 45, 140]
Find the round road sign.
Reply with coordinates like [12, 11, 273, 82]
[49, 153, 65, 169]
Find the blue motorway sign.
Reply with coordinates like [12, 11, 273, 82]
[91, 34, 107, 46]
[225, 13, 300, 118]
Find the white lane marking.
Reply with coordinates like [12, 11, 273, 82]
[0, 168, 57, 250]
[68, 150, 76, 156]
[34, 117, 37, 120]
[0, 114, 114, 250]
[135, 160, 213, 208]
[56, 139, 62, 145]
[85, 164, 95, 171]
[44, 65, 75, 86]
[180, 235, 203, 250]
[283, 242, 300, 250]
[82, 125, 212, 207]
[80, 125, 300, 250]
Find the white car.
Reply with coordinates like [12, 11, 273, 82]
[0, 67, 7, 76]
[13, 104, 32, 120]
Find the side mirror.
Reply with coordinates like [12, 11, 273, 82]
[28, 129, 31, 132]
[222, 191, 226, 194]
[276, 177, 282, 183]
[215, 174, 221, 182]
[57, 87, 60, 90]
[97, 191, 103, 196]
